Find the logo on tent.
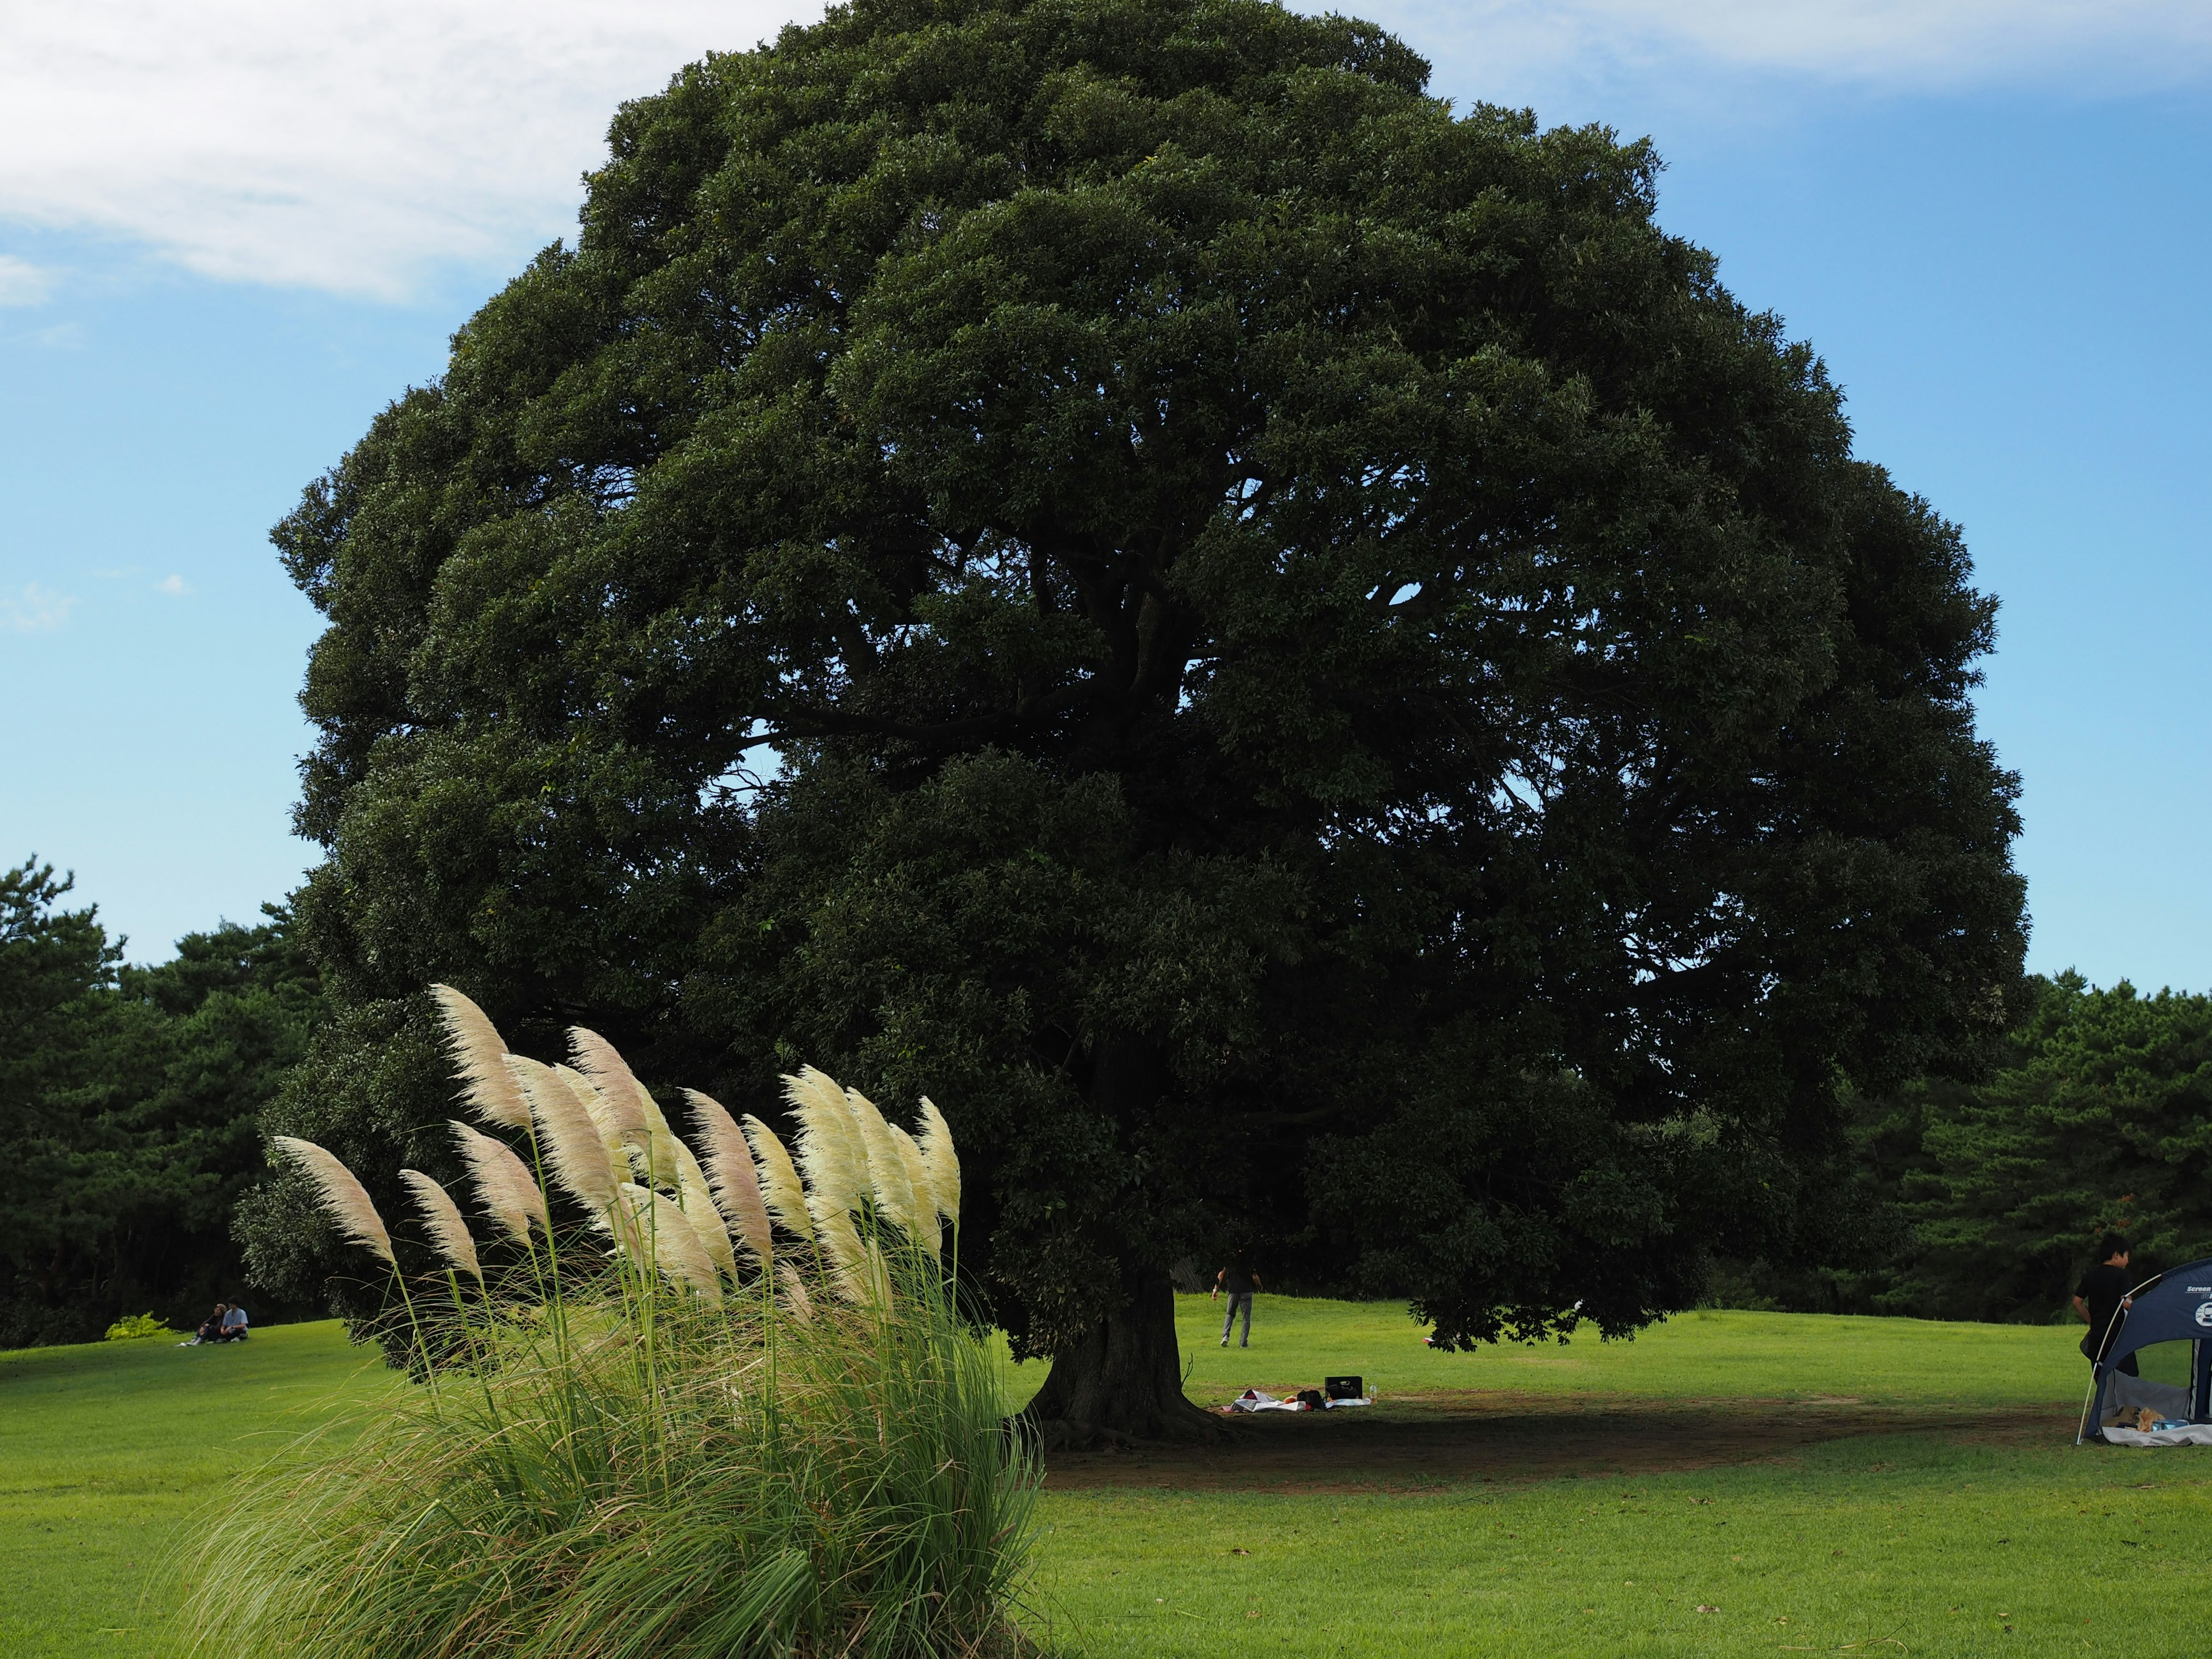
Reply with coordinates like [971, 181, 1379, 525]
[2196, 1302, 2212, 1330]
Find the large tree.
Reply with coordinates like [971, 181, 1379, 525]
[249, 0, 2024, 1438]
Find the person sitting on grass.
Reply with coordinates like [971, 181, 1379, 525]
[181, 1304, 227, 1346]
[2074, 1233, 2138, 1378]
[218, 1301, 250, 1342]
[1213, 1259, 1261, 1349]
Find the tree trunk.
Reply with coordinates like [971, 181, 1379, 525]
[1019, 1262, 1229, 1449]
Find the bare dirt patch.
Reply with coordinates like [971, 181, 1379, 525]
[1041, 1391, 2074, 1493]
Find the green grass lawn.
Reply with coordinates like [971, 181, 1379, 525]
[4, 1298, 2203, 1657]
[0, 1323, 398, 1659]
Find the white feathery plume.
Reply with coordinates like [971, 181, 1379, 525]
[429, 984, 532, 1132]
[508, 1054, 619, 1213]
[846, 1086, 919, 1234]
[741, 1115, 813, 1244]
[400, 1169, 483, 1285]
[272, 1137, 394, 1266]
[785, 1069, 869, 1283]
[554, 1063, 631, 1179]
[571, 1027, 681, 1187]
[687, 1090, 773, 1264]
[448, 1120, 546, 1244]
[813, 1199, 869, 1295]
[888, 1123, 941, 1257]
[831, 1237, 893, 1310]
[672, 1137, 740, 1283]
[775, 1261, 815, 1324]
[916, 1096, 962, 1225]
[785, 1067, 869, 1216]
[613, 1182, 724, 1304]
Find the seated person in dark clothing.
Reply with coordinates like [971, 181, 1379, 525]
[190, 1304, 228, 1346]
[2075, 1233, 2139, 1376]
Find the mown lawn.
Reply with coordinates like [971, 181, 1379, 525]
[3, 1297, 2203, 1657]
[0, 1321, 399, 1657]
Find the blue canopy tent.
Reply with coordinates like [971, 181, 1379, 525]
[2078, 1256, 2212, 1446]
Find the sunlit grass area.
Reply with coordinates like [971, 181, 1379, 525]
[0, 1323, 397, 1658]
[5, 1299, 2203, 1657]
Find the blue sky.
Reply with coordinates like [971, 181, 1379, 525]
[2, 2, 2207, 990]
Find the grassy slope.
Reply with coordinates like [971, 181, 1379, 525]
[0, 1323, 397, 1659]
[4, 1300, 2203, 1658]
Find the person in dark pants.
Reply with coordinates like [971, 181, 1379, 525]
[2074, 1233, 2139, 1377]
[1213, 1260, 1261, 1348]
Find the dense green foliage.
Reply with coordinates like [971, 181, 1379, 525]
[0, 859, 321, 1346]
[249, 0, 2023, 1397]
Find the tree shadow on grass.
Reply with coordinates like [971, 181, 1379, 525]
[1041, 1391, 2074, 1493]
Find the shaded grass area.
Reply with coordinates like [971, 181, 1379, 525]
[1145, 1293, 2091, 1408]
[0, 1323, 397, 1658]
[5, 1299, 2202, 1657]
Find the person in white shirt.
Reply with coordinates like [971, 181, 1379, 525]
[218, 1302, 249, 1342]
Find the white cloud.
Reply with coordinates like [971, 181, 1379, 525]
[2, 582, 77, 631]
[156, 573, 190, 596]
[0, 253, 53, 305]
[0, 3, 2204, 301]
[0, 2, 820, 300]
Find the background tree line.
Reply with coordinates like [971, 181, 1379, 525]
[0, 859, 323, 1346]
[1707, 972, 2212, 1321]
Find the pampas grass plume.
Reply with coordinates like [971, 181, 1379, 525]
[509, 1055, 619, 1213]
[616, 1183, 723, 1304]
[741, 1115, 813, 1244]
[572, 1027, 681, 1186]
[672, 1138, 740, 1283]
[429, 985, 532, 1132]
[447, 1121, 546, 1244]
[554, 1063, 630, 1178]
[847, 1086, 919, 1235]
[400, 1170, 483, 1285]
[687, 1090, 774, 1264]
[918, 1096, 961, 1225]
[889, 1123, 941, 1257]
[785, 1067, 869, 1216]
[775, 1260, 815, 1323]
[786, 1069, 871, 1289]
[272, 1136, 395, 1266]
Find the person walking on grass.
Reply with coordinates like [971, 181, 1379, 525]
[2074, 1232, 2139, 1377]
[1213, 1259, 1261, 1348]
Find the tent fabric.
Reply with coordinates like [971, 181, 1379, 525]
[2080, 1255, 2212, 1444]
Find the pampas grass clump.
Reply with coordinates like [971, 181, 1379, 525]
[180, 991, 1032, 1659]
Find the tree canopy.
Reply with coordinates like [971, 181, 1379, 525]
[250, 0, 2024, 1433]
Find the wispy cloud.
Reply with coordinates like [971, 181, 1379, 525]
[0, 3, 2204, 302]
[0, 2, 817, 300]
[156, 573, 190, 597]
[0, 253, 53, 305]
[2, 582, 77, 631]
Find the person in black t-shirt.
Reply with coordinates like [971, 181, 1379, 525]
[1213, 1260, 1262, 1348]
[2074, 1233, 2139, 1376]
